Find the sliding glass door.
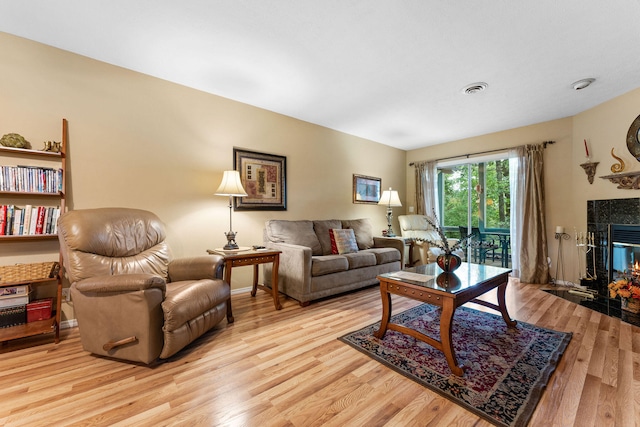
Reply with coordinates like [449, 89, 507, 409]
[438, 155, 511, 267]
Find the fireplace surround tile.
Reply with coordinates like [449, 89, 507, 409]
[587, 197, 640, 294]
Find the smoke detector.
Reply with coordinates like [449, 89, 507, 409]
[461, 82, 488, 95]
[572, 78, 595, 90]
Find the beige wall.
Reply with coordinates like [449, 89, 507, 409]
[406, 87, 640, 285]
[3, 30, 640, 322]
[0, 33, 406, 322]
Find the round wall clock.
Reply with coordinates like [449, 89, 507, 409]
[627, 113, 640, 161]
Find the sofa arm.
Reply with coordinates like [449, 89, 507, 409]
[263, 241, 312, 298]
[168, 255, 225, 282]
[74, 274, 166, 294]
[373, 237, 405, 265]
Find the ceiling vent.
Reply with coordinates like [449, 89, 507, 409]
[461, 82, 488, 95]
[572, 78, 595, 90]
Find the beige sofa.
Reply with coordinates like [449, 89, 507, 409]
[263, 218, 403, 305]
[398, 214, 463, 264]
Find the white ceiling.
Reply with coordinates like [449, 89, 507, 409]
[1, 1, 640, 150]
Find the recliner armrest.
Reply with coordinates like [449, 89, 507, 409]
[74, 274, 166, 294]
[168, 256, 225, 282]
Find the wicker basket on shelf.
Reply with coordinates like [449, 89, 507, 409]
[0, 262, 60, 284]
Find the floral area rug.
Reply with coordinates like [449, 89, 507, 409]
[338, 305, 571, 427]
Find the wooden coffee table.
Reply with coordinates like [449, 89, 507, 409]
[375, 262, 516, 376]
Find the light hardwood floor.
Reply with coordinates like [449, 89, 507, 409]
[1, 279, 639, 426]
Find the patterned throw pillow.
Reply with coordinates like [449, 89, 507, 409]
[329, 228, 359, 254]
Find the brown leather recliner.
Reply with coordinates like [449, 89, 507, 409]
[57, 207, 232, 364]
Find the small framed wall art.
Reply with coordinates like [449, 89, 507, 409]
[353, 174, 381, 204]
[233, 148, 287, 210]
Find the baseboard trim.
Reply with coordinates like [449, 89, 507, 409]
[60, 319, 78, 330]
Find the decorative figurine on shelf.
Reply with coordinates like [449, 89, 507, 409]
[610, 148, 625, 173]
[41, 141, 61, 152]
[0, 133, 31, 149]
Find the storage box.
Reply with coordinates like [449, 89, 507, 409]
[0, 305, 27, 328]
[27, 298, 52, 323]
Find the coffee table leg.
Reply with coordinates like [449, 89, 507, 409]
[374, 284, 391, 339]
[497, 282, 517, 328]
[440, 299, 465, 376]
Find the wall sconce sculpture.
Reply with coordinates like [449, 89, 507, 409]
[610, 148, 625, 173]
[580, 139, 598, 184]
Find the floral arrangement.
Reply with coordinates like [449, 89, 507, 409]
[415, 211, 473, 255]
[608, 276, 640, 300]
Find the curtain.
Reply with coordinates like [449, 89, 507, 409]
[509, 147, 525, 278]
[518, 144, 550, 284]
[414, 160, 438, 216]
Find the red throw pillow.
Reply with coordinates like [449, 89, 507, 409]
[329, 228, 359, 254]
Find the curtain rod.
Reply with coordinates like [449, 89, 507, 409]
[408, 140, 555, 166]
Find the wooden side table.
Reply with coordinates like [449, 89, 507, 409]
[207, 249, 283, 311]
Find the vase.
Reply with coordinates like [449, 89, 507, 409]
[621, 297, 640, 314]
[436, 253, 462, 272]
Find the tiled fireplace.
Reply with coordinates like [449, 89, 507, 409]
[547, 197, 640, 327]
[586, 197, 640, 294]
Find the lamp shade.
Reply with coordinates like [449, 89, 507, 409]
[215, 170, 248, 196]
[378, 188, 402, 207]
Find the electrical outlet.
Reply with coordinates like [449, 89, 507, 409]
[61, 288, 70, 302]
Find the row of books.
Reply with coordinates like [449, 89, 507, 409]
[0, 285, 53, 327]
[0, 205, 60, 236]
[0, 166, 63, 194]
[0, 283, 29, 327]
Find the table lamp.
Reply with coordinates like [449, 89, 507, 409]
[215, 170, 248, 250]
[378, 187, 402, 237]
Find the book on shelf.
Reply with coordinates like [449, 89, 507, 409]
[0, 205, 5, 236]
[22, 204, 32, 235]
[0, 294, 29, 308]
[0, 285, 29, 299]
[28, 206, 38, 235]
[11, 208, 22, 236]
[34, 206, 45, 234]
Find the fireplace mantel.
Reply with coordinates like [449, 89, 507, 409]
[600, 171, 640, 189]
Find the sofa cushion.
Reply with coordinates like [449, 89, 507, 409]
[265, 220, 322, 256]
[343, 251, 377, 269]
[311, 255, 349, 276]
[365, 247, 402, 265]
[342, 218, 374, 249]
[330, 228, 359, 254]
[314, 219, 342, 255]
